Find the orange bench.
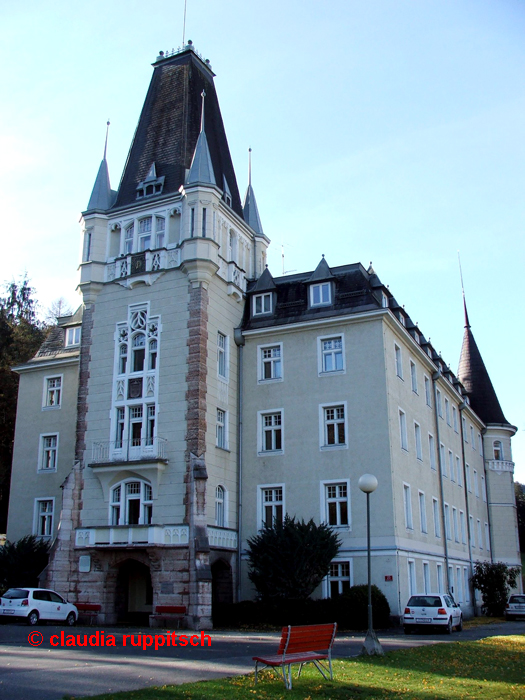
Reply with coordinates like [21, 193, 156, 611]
[149, 605, 187, 628]
[253, 622, 337, 690]
[75, 603, 101, 625]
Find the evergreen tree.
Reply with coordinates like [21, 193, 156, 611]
[471, 561, 521, 616]
[0, 277, 45, 532]
[515, 482, 525, 553]
[247, 515, 341, 601]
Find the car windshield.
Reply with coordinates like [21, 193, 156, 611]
[510, 595, 525, 604]
[2, 589, 29, 600]
[408, 596, 442, 607]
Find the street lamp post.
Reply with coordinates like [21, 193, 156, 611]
[358, 473, 384, 656]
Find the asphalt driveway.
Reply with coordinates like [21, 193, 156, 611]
[0, 620, 524, 700]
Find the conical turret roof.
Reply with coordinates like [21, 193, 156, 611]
[86, 158, 115, 212]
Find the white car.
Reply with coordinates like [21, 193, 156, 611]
[403, 593, 462, 634]
[0, 588, 78, 626]
[505, 594, 525, 620]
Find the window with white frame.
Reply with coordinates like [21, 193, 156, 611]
[216, 409, 227, 449]
[462, 416, 467, 441]
[470, 425, 475, 449]
[419, 491, 427, 533]
[403, 484, 413, 529]
[414, 422, 422, 460]
[477, 519, 483, 549]
[466, 464, 471, 492]
[453, 406, 458, 432]
[408, 559, 416, 596]
[478, 433, 482, 453]
[493, 440, 503, 460]
[395, 344, 403, 378]
[310, 282, 331, 306]
[429, 434, 436, 470]
[324, 482, 349, 527]
[39, 434, 58, 471]
[456, 566, 463, 603]
[456, 456, 463, 487]
[470, 515, 475, 547]
[322, 404, 346, 447]
[440, 443, 446, 474]
[138, 217, 152, 250]
[436, 563, 444, 593]
[65, 327, 81, 346]
[423, 562, 430, 594]
[259, 411, 283, 453]
[149, 339, 157, 370]
[460, 510, 466, 544]
[34, 498, 54, 538]
[124, 223, 134, 253]
[436, 389, 443, 417]
[445, 398, 451, 425]
[253, 293, 272, 315]
[260, 486, 283, 527]
[43, 376, 62, 408]
[410, 360, 418, 393]
[329, 561, 351, 597]
[448, 565, 454, 596]
[463, 567, 470, 602]
[474, 469, 479, 497]
[481, 475, 486, 502]
[155, 216, 165, 248]
[448, 450, 454, 479]
[259, 344, 282, 382]
[217, 332, 228, 380]
[110, 479, 153, 525]
[399, 409, 408, 451]
[452, 507, 459, 542]
[485, 522, 490, 551]
[433, 497, 441, 537]
[215, 485, 226, 527]
[424, 376, 432, 406]
[444, 503, 451, 540]
[319, 335, 344, 374]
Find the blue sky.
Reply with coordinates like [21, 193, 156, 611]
[1, 0, 524, 479]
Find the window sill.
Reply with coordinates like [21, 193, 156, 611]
[37, 469, 57, 474]
[42, 405, 61, 411]
[258, 450, 283, 457]
[216, 446, 230, 453]
[318, 370, 345, 377]
[320, 444, 348, 451]
[258, 378, 283, 385]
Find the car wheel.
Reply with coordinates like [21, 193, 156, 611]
[66, 612, 76, 627]
[27, 611, 39, 626]
[446, 618, 453, 634]
[457, 615, 463, 632]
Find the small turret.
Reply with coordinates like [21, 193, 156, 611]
[242, 149, 264, 234]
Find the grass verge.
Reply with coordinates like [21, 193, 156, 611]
[68, 634, 525, 700]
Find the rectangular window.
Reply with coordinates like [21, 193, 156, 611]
[323, 405, 346, 446]
[460, 510, 466, 544]
[155, 216, 165, 248]
[310, 282, 331, 306]
[115, 407, 125, 449]
[329, 561, 351, 597]
[404, 484, 413, 529]
[146, 405, 155, 445]
[44, 376, 62, 408]
[253, 293, 272, 315]
[260, 411, 283, 453]
[456, 456, 463, 487]
[138, 217, 152, 250]
[448, 566, 454, 596]
[215, 486, 226, 527]
[39, 434, 58, 471]
[436, 389, 443, 418]
[216, 409, 227, 449]
[433, 498, 441, 537]
[261, 486, 283, 527]
[424, 376, 432, 406]
[395, 344, 403, 379]
[410, 360, 418, 393]
[419, 491, 427, 533]
[399, 409, 408, 450]
[35, 499, 54, 538]
[423, 562, 430, 594]
[485, 522, 490, 551]
[202, 207, 207, 237]
[429, 434, 436, 470]
[190, 207, 195, 237]
[474, 469, 479, 497]
[453, 507, 459, 542]
[448, 450, 455, 482]
[453, 406, 458, 432]
[444, 503, 451, 540]
[481, 475, 487, 502]
[456, 566, 463, 603]
[414, 423, 422, 460]
[260, 344, 282, 381]
[325, 482, 349, 527]
[437, 563, 444, 593]
[470, 515, 475, 547]
[466, 464, 471, 492]
[319, 335, 344, 373]
[217, 332, 228, 380]
[470, 425, 475, 449]
[129, 405, 143, 447]
[408, 559, 416, 597]
[463, 417, 467, 441]
[124, 223, 134, 253]
[478, 433, 483, 453]
[463, 568, 470, 603]
[65, 327, 81, 346]
[445, 398, 451, 425]
[477, 519, 483, 549]
[440, 443, 446, 474]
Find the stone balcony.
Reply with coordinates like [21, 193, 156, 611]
[485, 459, 515, 474]
[75, 525, 238, 549]
[90, 437, 168, 465]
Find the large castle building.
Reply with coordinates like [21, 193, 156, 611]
[7, 43, 521, 628]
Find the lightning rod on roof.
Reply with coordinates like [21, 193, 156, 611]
[104, 120, 110, 159]
[182, 0, 188, 47]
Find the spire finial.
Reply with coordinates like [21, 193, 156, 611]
[104, 120, 110, 160]
[458, 251, 470, 328]
[200, 90, 206, 133]
[248, 147, 252, 186]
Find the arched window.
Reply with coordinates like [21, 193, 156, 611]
[138, 217, 152, 251]
[493, 440, 503, 460]
[149, 339, 158, 370]
[119, 344, 127, 374]
[124, 224, 134, 254]
[110, 479, 153, 526]
[155, 217, 165, 248]
[215, 485, 225, 527]
[132, 333, 146, 372]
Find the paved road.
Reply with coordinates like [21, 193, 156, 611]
[0, 620, 523, 700]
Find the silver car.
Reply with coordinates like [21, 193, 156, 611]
[0, 588, 78, 626]
[403, 593, 462, 634]
[505, 594, 525, 621]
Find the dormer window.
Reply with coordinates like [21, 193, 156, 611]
[66, 327, 81, 347]
[253, 293, 272, 315]
[136, 163, 165, 200]
[310, 282, 331, 307]
[381, 292, 389, 308]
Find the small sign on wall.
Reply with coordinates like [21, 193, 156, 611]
[79, 555, 91, 573]
[385, 575, 393, 582]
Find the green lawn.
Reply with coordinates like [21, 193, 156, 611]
[69, 635, 525, 700]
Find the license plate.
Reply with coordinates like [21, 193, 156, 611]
[416, 618, 430, 623]
[2, 609, 15, 614]
[515, 605, 525, 610]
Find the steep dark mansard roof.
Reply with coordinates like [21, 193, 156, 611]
[111, 46, 243, 216]
[457, 305, 509, 425]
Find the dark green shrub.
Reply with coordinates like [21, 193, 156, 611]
[0, 535, 50, 595]
[471, 561, 521, 616]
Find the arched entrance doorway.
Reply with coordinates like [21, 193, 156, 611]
[211, 559, 233, 608]
[115, 559, 153, 625]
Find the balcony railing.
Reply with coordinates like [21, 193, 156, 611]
[485, 459, 515, 474]
[91, 437, 168, 464]
[208, 527, 238, 550]
[75, 525, 189, 547]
